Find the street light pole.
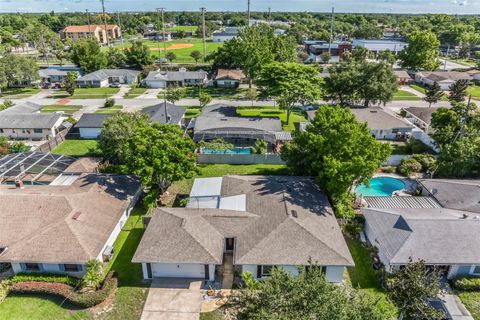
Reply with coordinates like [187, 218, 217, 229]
[328, 7, 334, 56]
[86, 9, 92, 38]
[100, 0, 110, 46]
[116, 11, 124, 47]
[247, 0, 251, 24]
[200, 7, 207, 62]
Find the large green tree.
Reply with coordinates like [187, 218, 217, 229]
[424, 82, 444, 107]
[0, 54, 39, 90]
[165, 84, 184, 105]
[256, 62, 323, 124]
[106, 47, 127, 68]
[400, 30, 440, 71]
[448, 79, 469, 103]
[387, 259, 442, 320]
[235, 266, 387, 320]
[71, 38, 107, 73]
[282, 105, 391, 218]
[126, 41, 154, 69]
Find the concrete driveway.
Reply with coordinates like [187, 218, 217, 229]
[141, 278, 204, 320]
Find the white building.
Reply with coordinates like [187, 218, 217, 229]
[144, 68, 208, 88]
[212, 27, 239, 42]
[415, 71, 471, 90]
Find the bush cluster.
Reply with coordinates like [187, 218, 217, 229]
[7, 272, 117, 308]
[397, 157, 422, 176]
[453, 277, 480, 291]
[11, 273, 79, 287]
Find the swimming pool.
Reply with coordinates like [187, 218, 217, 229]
[355, 177, 405, 197]
[202, 147, 252, 155]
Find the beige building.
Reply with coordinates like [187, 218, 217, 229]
[61, 25, 121, 44]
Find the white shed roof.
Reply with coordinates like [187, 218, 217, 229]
[190, 177, 223, 197]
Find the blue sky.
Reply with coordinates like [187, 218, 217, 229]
[1, 0, 479, 14]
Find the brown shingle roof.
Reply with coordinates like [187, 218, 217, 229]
[215, 69, 246, 81]
[0, 174, 140, 264]
[63, 24, 119, 33]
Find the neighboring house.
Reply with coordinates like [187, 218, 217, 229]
[75, 113, 114, 139]
[352, 39, 408, 55]
[76, 69, 141, 88]
[415, 71, 471, 90]
[394, 70, 412, 85]
[403, 107, 442, 133]
[0, 102, 66, 140]
[214, 69, 247, 88]
[0, 153, 141, 276]
[145, 31, 172, 41]
[61, 24, 121, 44]
[466, 69, 480, 81]
[141, 103, 186, 126]
[133, 175, 354, 283]
[39, 69, 69, 84]
[363, 179, 480, 279]
[212, 27, 239, 42]
[144, 68, 208, 88]
[193, 104, 289, 149]
[307, 107, 414, 141]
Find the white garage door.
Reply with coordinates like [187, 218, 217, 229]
[152, 263, 205, 279]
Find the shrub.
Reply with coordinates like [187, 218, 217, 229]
[199, 138, 233, 151]
[405, 139, 434, 154]
[8, 142, 30, 153]
[381, 166, 396, 173]
[104, 98, 115, 109]
[397, 157, 422, 176]
[82, 259, 103, 290]
[252, 140, 268, 155]
[333, 194, 355, 220]
[413, 154, 436, 172]
[453, 277, 480, 291]
[11, 273, 79, 286]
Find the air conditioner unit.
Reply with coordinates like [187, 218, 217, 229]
[102, 245, 114, 262]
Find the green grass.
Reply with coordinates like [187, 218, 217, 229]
[184, 107, 202, 118]
[95, 105, 123, 114]
[52, 140, 100, 157]
[409, 84, 427, 94]
[115, 38, 222, 64]
[200, 309, 225, 320]
[393, 89, 422, 101]
[458, 291, 480, 320]
[166, 25, 198, 33]
[124, 88, 147, 99]
[467, 85, 480, 100]
[40, 105, 82, 115]
[70, 88, 119, 99]
[447, 58, 476, 67]
[179, 87, 248, 99]
[236, 106, 307, 131]
[47, 90, 71, 99]
[346, 238, 398, 318]
[1, 87, 40, 99]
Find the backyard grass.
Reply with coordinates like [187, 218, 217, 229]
[184, 106, 202, 118]
[124, 87, 147, 99]
[70, 88, 119, 99]
[40, 105, 82, 115]
[458, 291, 480, 320]
[95, 105, 123, 114]
[393, 89, 422, 101]
[467, 85, 480, 100]
[115, 38, 222, 63]
[52, 139, 100, 157]
[346, 238, 398, 318]
[1, 87, 40, 99]
[236, 106, 307, 131]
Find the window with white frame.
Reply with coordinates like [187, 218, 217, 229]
[472, 265, 480, 275]
[24, 263, 40, 272]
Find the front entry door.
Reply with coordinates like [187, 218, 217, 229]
[225, 238, 235, 252]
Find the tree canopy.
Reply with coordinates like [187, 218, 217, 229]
[400, 30, 440, 71]
[424, 81, 444, 107]
[448, 79, 469, 103]
[71, 38, 107, 73]
[0, 54, 39, 90]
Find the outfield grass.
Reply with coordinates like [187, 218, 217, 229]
[115, 38, 222, 63]
[166, 25, 198, 32]
[393, 89, 422, 101]
[1, 87, 40, 99]
[458, 291, 480, 320]
[346, 238, 398, 318]
[70, 88, 120, 99]
[236, 106, 307, 131]
[52, 140, 100, 157]
[124, 87, 147, 99]
[40, 105, 82, 115]
[95, 105, 123, 114]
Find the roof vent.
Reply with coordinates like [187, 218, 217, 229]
[462, 213, 469, 219]
[370, 110, 378, 113]
[291, 210, 298, 218]
[72, 211, 82, 220]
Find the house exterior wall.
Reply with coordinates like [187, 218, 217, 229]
[212, 35, 236, 42]
[76, 79, 109, 88]
[148, 263, 215, 280]
[145, 80, 167, 89]
[216, 79, 240, 88]
[79, 128, 102, 139]
[0, 117, 64, 141]
[370, 127, 412, 140]
[11, 262, 86, 277]
[240, 264, 345, 283]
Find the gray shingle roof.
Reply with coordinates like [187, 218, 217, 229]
[133, 176, 354, 267]
[363, 207, 480, 265]
[141, 103, 186, 125]
[77, 69, 140, 81]
[349, 107, 413, 130]
[0, 113, 62, 129]
[418, 71, 471, 82]
[145, 70, 208, 82]
[404, 107, 442, 125]
[0, 101, 43, 114]
[75, 113, 113, 128]
[0, 174, 141, 264]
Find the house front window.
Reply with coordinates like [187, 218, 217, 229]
[24, 263, 40, 272]
[472, 266, 480, 275]
[33, 129, 42, 134]
[63, 264, 81, 272]
[262, 265, 276, 276]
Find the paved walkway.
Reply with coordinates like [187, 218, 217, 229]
[111, 85, 130, 99]
[141, 278, 203, 320]
[441, 293, 473, 320]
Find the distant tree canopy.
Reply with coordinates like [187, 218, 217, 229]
[0, 54, 39, 90]
[400, 30, 440, 71]
[126, 41, 154, 69]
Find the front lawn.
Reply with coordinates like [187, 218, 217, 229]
[95, 105, 123, 114]
[458, 291, 480, 320]
[236, 106, 307, 131]
[409, 84, 427, 94]
[40, 105, 83, 115]
[346, 238, 398, 318]
[52, 140, 100, 157]
[70, 88, 119, 99]
[124, 88, 147, 99]
[393, 89, 422, 101]
[180, 87, 248, 100]
[1, 87, 40, 99]
[467, 85, 480, 100]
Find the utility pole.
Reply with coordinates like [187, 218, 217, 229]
[268, 7, 271, 24]
[156, 8, 162, 60]
[100, 0, 109, 46]
[328, 7, 334, 55]
[444, 44, 450, 71]
[200, 7, 207, 62]
[116, 11, 124, 46]
[86, 9, 92, 38]
[160, 8, 167, 58]
[247, 0, 251, 25]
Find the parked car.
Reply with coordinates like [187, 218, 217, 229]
[109, 83, 121, 88]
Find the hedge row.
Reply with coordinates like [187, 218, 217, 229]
[10, 273, 79, 287]
[8, 272, 117, 308]
[453, 277, 480, 291]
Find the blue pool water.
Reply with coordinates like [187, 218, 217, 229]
[202, 147, 252, 155]
[355, 177, 405, 197]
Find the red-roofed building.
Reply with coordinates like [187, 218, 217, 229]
[61, 24, 121, 44]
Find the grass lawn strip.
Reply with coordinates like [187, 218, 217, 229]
[124, 88, 147, 99]
[458, 291, 480, 320]
[95, 105, 123, 114]
[70, 88, 119, 99]
[52, 140, 100, 157]
[1, 88, 40, 99]
[40, 105, 82, 115]
[467, 85, 480, 100]
[393, 89, 422, 101]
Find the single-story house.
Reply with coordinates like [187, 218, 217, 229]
[212, 27, 239, 43]
[75, 113, 114, 139]
[403, 106, 442, 133]
[76, 69, 141, 88]
[193, 104, 289, 148]
[144, 68, 208, 88]
[214, 69, 247, 88]
[394, 70, 412, 85]
[39, 69, 69, 84]
[141, 103, 186, 126]
[352, 39, 408, 55]
[415, 71, 471, 90]
[132, 176, 354, 283]
[0, 167, 141, 276]
[307, 107, 413, 141]
[363, 179, 480, 279]
[0, 102, 66, 140]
